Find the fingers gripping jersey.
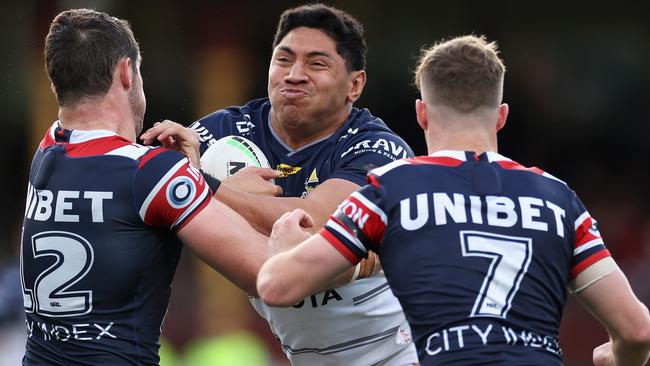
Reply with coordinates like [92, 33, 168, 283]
[191, 98, 418, 365]
[321, 150, 612, 365]
[21, 123, 211, 365]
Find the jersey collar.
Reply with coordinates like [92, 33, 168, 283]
[266, 111, 335, 157]
[429, 149, 512, 163]
[51, 120, 119, 144]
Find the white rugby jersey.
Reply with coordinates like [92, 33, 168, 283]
[250, 275, 415, 365]
[193, 98, 418, 364]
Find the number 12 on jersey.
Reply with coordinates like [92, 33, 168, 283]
[21, 231, 94, 317]
[460, 230, 532, 319]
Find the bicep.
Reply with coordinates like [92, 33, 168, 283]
[177, 198, 267, 295]
[574, 258, 647, 337]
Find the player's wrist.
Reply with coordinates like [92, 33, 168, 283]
[350, 262, 362, 282]
[200, 169, 222, 194]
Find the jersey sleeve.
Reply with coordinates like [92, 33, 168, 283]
[319, 184, 388, 264]
[134, 148, 212, 231]
[189, 109, 238, 155]
[569, 193, 612, 279]
[330, 131, 414, 186]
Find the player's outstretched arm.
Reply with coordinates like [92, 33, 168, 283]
[219, 178, 378, 288]
[177, 198, 268, 296]
[140, 121, 355, 235]
[574, 261, 650, 366]
[257, 209, 354, 306]
[216, 177, 360, 235]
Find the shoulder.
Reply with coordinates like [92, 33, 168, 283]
[488, 152, 567, 186]
[368, 158, 413, 178]
[134, 147, 197, 196]
[346, 107, 394, 135]
[191, 98, 270, 147]
[193, 98, 269, 128]
[338, 108, 413, 161]
[136, 146, 188, 170]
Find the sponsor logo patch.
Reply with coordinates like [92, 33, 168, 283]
[166, 176, 196, 209]
[276, 164, 302, 177]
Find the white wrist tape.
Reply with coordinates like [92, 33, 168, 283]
[350, 262, 362, 282]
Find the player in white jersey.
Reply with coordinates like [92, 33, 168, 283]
[141, 4, 419, 365]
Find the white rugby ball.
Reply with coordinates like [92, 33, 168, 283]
[200, 135, 271, 180]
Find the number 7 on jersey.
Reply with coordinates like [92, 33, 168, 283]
[460, 230, 533, 319]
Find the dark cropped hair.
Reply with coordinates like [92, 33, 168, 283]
[273, 4, 366, 71]
[44, 8, 140, 106]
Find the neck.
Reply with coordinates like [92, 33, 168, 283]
[269, 106, 350, 150]
[426, 128, 497, 155]
[58, 94, 135, 142]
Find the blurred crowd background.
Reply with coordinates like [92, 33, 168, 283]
[1, 0, 649, 365]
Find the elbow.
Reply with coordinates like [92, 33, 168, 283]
[256, 277, 299, 307]
[618, 322, 650, 349]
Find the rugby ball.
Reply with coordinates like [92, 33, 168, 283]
[200, 135, 271, 180]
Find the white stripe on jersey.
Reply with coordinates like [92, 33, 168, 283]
[369, 159, 410, 177]
[573, 238, 605, 256]
[431, 149, 468, 161]
[541, 171, 566, 184]
[575, 212, 591, 230]
[139, 159, 187, 221]
[485, 151, 509, 162]
[350, 191, 387, 224]
[50, 121, 58, 140]
[170, 183, 210, 230]
[70, 129, 118, 143]
[106, 144, 152, 160]
[327, 219, 367, 253]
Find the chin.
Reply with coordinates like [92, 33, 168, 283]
[278, 105, 304, 128]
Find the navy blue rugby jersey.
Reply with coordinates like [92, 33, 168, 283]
[21, 122, 211, 365]
[321, 150, 611, 365]
[190, 98, 413, 197]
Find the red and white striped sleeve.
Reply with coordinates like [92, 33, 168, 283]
[320, 184, 388, 264]
[135, 148, 212, 232]
[570, 210, 611, 278]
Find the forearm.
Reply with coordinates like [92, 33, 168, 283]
[215, 184, 322, 235]
[258, 234, 353, 307]
[178, 200, 269, 296]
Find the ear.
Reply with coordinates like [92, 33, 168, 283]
[496, 103, 509, 132]
[346, 70, 366, 103]
[415, 99, 428, 131]
[117, 57, 134, 90]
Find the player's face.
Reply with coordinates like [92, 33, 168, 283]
[268, 27, 354, 134]
[129, 58, 146, 135]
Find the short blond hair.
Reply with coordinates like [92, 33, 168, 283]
[414, 35, 505, 112]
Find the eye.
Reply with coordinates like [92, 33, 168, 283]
[276, 56, 290, 63]
[311, 61, 327, 68]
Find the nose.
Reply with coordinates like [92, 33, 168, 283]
[284, 62, 308, 84]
